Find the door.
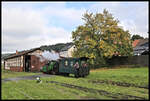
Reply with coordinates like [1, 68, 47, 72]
[25, 55, 31, 72]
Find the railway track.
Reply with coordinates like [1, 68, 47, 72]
[88, 80, 148, 89]
[46, 81, 146, 100]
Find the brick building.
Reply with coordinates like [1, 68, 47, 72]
[3, 48, 48, 72]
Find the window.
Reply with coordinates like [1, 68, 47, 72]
[70, 61, 74, 67]
[17, 57, 21, 67]
[81, 61, 86, 66]
[17, 57, 20, 67]
[17, 58, 19, 66]
[74, 62, 79, 68]
[81, 60, 87, 67]
[16, 58, 18, 66]
[7, 62, 10, 67]
[11, 59, 13, 66]
[14, 58, 16, 67]
[64, 60, 68, 66]
[13, 58, 14, 67]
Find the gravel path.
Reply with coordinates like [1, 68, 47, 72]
[2, 74, 54, 82]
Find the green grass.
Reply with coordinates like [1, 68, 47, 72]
[89, 67, 149, 87]
[2, 67, 149, 100]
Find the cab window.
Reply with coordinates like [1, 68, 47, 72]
[74, 61, 79, 68]
[81, 61, 86, 65]
[64, 60, 68, 67]
[70, 61, 74, 67]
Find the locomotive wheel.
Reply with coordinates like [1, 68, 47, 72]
[82, 69, 85, 77]
[85, 68, 88, 76]
[66, 73, 69, 76]
[64, 73, 69, 77]
[78, 68, 82, 77]
[75, 69, 79, 78]
[88, 68, 90, 75]
[85, 68, 87, 75]
[53, 63, 59, 75]
[75, 74, 79, 78]
[82, 68, 85, 77]
[80, 68, 84, 77]
[51, 71, 56, 75]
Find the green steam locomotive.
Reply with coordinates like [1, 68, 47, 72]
[41, 57, 90, 78]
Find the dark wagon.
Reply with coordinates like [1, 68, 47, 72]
[41, 57, 89, 78]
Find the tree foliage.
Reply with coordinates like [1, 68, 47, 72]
[40, 42, 73, 52]
[131, 34, 144, 41]
[72, 9, 133, 68]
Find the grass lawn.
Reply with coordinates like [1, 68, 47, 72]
[1, 67, 149, 100]
[1, 64, 41, 79]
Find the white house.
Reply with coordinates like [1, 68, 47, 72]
[59, 45, 76, 58]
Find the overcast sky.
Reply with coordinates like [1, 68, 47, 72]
[2, 1, 149, 53]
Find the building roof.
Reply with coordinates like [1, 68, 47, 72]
[132, 40, 140, 47]
[60, 44, 74, 51]
[132, 38, 149, 48]
[133, 38, 149, 55]
[136, 38, 148, 47]
[133, 39, 149, 50]
[4, 47, 41, 60]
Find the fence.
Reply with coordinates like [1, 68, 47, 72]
[107, 55, 149, 67]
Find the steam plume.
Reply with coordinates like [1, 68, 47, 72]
[34, 50, 60, 62]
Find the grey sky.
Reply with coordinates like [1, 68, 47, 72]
[2, 2, 148, 53]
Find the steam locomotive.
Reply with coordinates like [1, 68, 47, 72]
[41, 57, 90, 78]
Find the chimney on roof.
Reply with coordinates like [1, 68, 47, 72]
[16, 50, 18, 55]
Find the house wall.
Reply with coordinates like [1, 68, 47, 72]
[59, 45, 76, 57]
[10, 66, 23, 72]
[4, 56, 23, 71]
[68, 45, 76, 57]
[59, 51, 68, 57]
[4, 49, 44, 72]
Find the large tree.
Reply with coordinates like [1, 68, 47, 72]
[72, 9, 133, 68]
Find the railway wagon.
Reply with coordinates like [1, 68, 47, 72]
[41, 57, 89, 78]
